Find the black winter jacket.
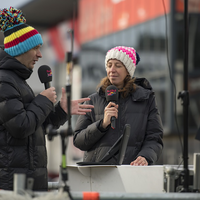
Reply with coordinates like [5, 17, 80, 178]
[74, 78, 163, 165]
[0, 49, 67, 191]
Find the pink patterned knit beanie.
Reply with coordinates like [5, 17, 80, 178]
[105, 46, 140, 77]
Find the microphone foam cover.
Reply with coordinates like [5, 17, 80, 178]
[105, 85, 118, 103]
[38, 65, 52, 83]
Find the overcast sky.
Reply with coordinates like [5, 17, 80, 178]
[0, 0, 31, 9]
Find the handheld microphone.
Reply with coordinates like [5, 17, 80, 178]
[38, 65, 55, 112]
[105, 85, 118, 129]
[38, 65, 52, 89]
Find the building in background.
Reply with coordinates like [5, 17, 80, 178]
[1, 0, 200, 179]
[78, 0, 200, 166]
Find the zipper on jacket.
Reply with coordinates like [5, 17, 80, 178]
[24, 81, 35, 97]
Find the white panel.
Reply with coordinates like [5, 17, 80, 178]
[66, 165, 165, 193]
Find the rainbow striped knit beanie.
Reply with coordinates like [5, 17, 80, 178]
[105, 46, 140, 77]
[0, 7, 43, 57]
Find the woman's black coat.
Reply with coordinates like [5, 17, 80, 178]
[74, 78, 163, 165]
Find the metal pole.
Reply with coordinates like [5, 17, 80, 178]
[183, 0, 189, 192]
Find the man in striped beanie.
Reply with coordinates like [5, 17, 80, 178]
[0, 7, 94, 191]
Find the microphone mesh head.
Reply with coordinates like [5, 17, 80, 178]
[38, 65, 52, 83]
[105, 85, 118, 103]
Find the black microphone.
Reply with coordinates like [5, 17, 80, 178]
[38, 65, 55, 113]
[105, 85, 118, 129]
[38, 65, 52, 89]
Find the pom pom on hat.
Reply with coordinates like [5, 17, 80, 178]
[0, 7, 43, 57]
[105, 46, 140, 77]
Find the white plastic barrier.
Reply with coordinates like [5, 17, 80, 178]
[65, 165, 165, 193]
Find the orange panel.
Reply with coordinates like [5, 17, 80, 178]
[49, 27, 65, 62]
[176, 0, 200, 13]
[79, 0, 170, 43]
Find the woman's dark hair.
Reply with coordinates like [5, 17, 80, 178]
[97, 75, 137, 98]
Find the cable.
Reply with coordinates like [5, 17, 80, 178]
[161, 0, 184, 168]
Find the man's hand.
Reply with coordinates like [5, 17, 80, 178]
[40, 87, 57, 103]
[60, 87, 94, 115]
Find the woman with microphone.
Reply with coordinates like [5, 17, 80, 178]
[74, 46, 163, 166]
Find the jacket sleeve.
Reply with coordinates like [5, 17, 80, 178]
[137, 94, 163, 164]
[0, 82, 63, 139]
[73, 100, 107, 151]
[43, 101, 68, 130]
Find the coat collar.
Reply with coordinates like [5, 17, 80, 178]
[131, 86, 153, 101]
[0, 48, 32, 80]
[97, 77, 154, 101]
